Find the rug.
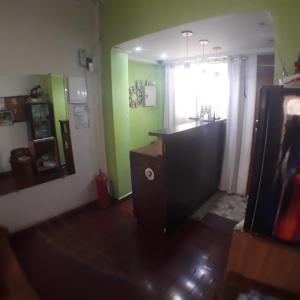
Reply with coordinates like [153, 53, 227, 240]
[192, 192, 248, 222]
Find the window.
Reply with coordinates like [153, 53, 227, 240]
[166, 60, 229, 126]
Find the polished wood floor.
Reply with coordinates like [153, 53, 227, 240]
[10, 200, 236, 300]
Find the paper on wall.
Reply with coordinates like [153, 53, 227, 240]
[73, 104, 89, 129]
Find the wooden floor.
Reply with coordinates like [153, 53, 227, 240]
[10, 200, 236, 300]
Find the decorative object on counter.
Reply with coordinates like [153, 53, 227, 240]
[282, 74, 300, 87]
[0, 110, 14, 126]
[28, 85, 49, 103]
[200, 105, 213, 120]
[129, 80, 156, 108]
[294, 53, 300, 74]
[281, 54, 300, 87]
[30, 85, 42, 99]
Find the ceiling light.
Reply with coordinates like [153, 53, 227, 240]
[199, 39, 209, 45]
[200, 40, 209, 62]
[134, 46, 143, 52]
[160, 53, 168, 59]
[181, 30, 193, 37]
[181, 30, 193, 68]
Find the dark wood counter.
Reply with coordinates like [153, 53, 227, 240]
[149, 120, 219, 137]
[130, 120, 226, 235]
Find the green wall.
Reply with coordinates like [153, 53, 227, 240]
[111, 51, 131, 197]
[49, 75, 68, 165]
[101, 0, 300, 199]
[41, 74, 68, 165]
[128, 60, 165, 150]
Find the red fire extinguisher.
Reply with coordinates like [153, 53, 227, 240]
[95, 170, 110, 209]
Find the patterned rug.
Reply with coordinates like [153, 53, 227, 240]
[192, 192, 248, 222]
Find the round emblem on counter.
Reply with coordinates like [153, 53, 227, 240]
[145, 168, 155, 181]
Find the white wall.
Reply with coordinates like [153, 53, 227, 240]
[0, 123, 28, 172]
[0, 0, 107, 232]
[0, 75, 43, 97]
[0, 75, 43, 172]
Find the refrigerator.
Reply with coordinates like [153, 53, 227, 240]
[244, 86, 300, 245]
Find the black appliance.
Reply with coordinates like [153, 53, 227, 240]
[245, 86, 300, 245]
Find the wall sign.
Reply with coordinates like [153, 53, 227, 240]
[73, 104, 89, 129]
[129, 80, 156, 108]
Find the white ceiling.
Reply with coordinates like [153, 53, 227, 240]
[116, 11, 274, 63]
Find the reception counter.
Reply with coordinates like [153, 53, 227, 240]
[130, 120, 226, 235]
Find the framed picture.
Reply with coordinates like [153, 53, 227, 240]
[0, 110, 14, 126]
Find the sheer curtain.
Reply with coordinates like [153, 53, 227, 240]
[164, 55, 258, 195]
[219, 55, 257, 195]
[164, 61, 229, 127]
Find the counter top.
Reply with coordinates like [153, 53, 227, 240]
[149, 119, 225, 137]
[130, 142, 161, 157]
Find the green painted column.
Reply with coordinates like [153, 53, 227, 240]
[49, 74, 68, 165]
[128, 60, 165, 150]
[41, 74, 68, 165]
[111, 51, 131, 197]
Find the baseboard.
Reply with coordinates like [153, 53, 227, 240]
[110, 192, 132, 206]
[11, 193, 133, 238]
[11, 200, 97, 238]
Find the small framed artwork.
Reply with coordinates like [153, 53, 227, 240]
[0, 110, 14, 126]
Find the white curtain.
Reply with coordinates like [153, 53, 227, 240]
[164, 61, 229, 127]
[219, 55, 258, 195]
[164, 55, 258, 195]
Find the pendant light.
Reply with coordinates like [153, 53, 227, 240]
[199, 39, 209, 73]
[212, 46, 222, 76]
[181, 30, 193, 68]
[199, 39, 209, 60]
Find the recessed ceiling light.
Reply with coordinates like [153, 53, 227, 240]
[199, 39, 209, 45]
[181, 30, 193, 37]
[134, 46, 143, 52]
[160, 53, 168, 59]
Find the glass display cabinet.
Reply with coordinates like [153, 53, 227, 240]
[26, 102, 54, 140]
